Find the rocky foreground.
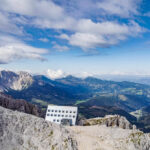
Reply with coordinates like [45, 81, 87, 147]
[68, 125, 150, 150]
[0, 106, 150, 150]
[67, 116, 150, 150]
[0, 106, 77, 150]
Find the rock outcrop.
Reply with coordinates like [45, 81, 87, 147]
[12, 71, 33, 91]
[0, 70, 33, 91]
[0, 106, 77, 150]
[1, 106, 150, 150]
[80, 115, 135, 129]
[0, 93, 44, 117]
[68, 125, 150, 150]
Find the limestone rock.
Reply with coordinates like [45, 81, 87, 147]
[0, 70, 33, 91]
[0, 92, 44, 117]
[81, 115, 134, 129]
[0, 106, 77, 150]
[68, 125, 150, 150]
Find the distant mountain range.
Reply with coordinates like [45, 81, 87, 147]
[96, 74, 150, 85]
[1, 70, 150, 111]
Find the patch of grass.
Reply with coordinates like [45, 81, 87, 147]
[129, 131, 144, 145]
[48, 131, 53, 137]
[75, 99, 89, 105]
[31, 98, 49, 107]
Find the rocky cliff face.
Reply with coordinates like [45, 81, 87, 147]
[0, 93, 44, 117]
[80, 115, 135, 129]
[0, 106, 77, 150]
[0, 70, 33, 91]
[12, 71, 33, 91]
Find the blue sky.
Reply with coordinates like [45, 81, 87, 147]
[0, 0, 150, 78]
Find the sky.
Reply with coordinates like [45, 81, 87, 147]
[0, 0, 150, 79]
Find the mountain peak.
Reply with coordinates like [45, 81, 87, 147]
[0, 70, 33, 91]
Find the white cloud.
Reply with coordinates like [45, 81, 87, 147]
[68, 20, 145, 49]
[0, 0, 64, 19]
[0, 0, 75, 30]
[53, 0, 141, 18]
[53, 44, 69, 52]
[46, 69, 93, 79]
[0, 0, 146, 51]
[57, 34, 70, 40]
[47, 69, 66, 80]
[74, 71, 94, 78]
[76, 19, 127, 35]
[97, 0, 141, 17]
[0, 11, 23, 35]
[39, 38, 49, 42]
[0, 34, 48, 64]
[69, 33, 107, 49]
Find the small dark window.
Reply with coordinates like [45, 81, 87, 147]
[69, 115, 71, 117]
[52, 110, 54, 112]
[59, 110, 61, 113]
[65, 115, 68, 117]
[51, 114, 53, 116]
[58, 114, 60, 117]
[47, 114, 50, 116]
[57, 120, 59, 122]
[73, 111, 76, 113]
[62, 115, 64, 117]
[73, 115, 75, 118]
[70, 111, 72, 113]
[66, 111, 68, 113]
[62, 110, 65, 113]
[48, 110, 50, 112]
[55, 110, 57, 112]
[53, 119, 56, 122]
[54, 114, 57, 117]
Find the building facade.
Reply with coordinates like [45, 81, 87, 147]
[45, 105, 78, 125]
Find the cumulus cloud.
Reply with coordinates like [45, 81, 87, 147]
[0, 44, 48, 64]
[0, 11, 23, 35]
[0, 0, 64, 19]
[97, 0, 141, 17]
[54, 19, 145, 49]
[56, 34, 70, 40]
[68, 20, 145, 49]
[0, 0, 75, 30]
[47, 69, 66, 80]
[53, 44, 69, 52]
[0, 35, 48, 64]
[0, 0, 146, 52]
[46, 69, 93, 79]
[53, 0, 141, 18]
[39, 38, 49, 42]
[69, 33, 106, 49]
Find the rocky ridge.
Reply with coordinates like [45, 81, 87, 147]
[0, 106, 150, 150]
[0, 70, 33, 91]
[68, 125, 150, 150]
[0, 92, 44, 117]
[0, 106, 77, 150]
[80, 115, 135, 129]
